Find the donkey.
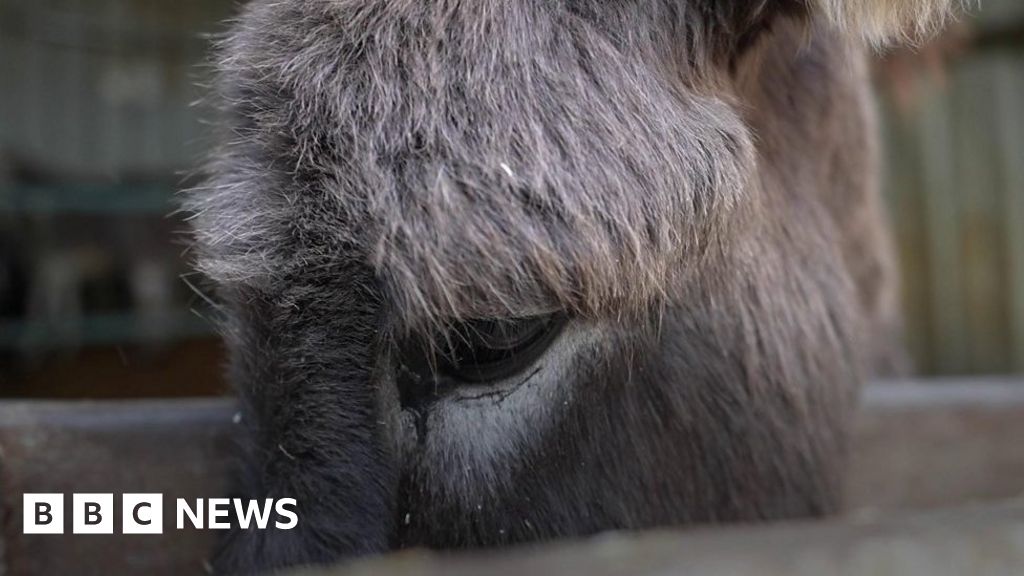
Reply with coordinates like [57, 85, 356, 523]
[187, 0, 955, 572]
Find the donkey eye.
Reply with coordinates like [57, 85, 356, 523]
[396, 314, 567, 411]
[435, 314, 566, 382]
[439, 315, 566, 382]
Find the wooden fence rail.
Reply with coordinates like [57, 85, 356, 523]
[1, 380, 1023, 575]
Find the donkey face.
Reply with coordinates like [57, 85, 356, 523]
[189, 0, 954, 572]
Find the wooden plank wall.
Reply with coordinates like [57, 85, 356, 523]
[881, 0, 1024, 375]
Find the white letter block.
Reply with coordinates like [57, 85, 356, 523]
[122, 493, 163, 534]
[73, 493, 114, 534]
[23, 494, 64, 534]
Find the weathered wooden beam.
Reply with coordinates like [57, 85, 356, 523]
[303, 502, 1024, 576]
[0, 400, 235, 575]
[850, 379, 1024, 511]
[0, 380, 1022, 575]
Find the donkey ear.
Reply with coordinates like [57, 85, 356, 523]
[812, 0, 960, 44]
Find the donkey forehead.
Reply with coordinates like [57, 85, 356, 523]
[227, 0, 760, 326]
[351, 95, 753, 327]
[309, 25, 759, 329]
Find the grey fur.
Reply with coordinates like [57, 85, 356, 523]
[191, 0, 758, 332]
[184, 0, 948, 573]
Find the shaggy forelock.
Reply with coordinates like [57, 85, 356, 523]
[188, 0, 758, 331]
[815, 0, 961, 44]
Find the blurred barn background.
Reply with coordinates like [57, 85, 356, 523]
[0, 0, 231, 397]
[0, 0, 1022, 398]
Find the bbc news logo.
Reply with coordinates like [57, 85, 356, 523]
[23, 494, 298, 535]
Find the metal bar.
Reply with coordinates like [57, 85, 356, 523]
[0, 309, 215, 350]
